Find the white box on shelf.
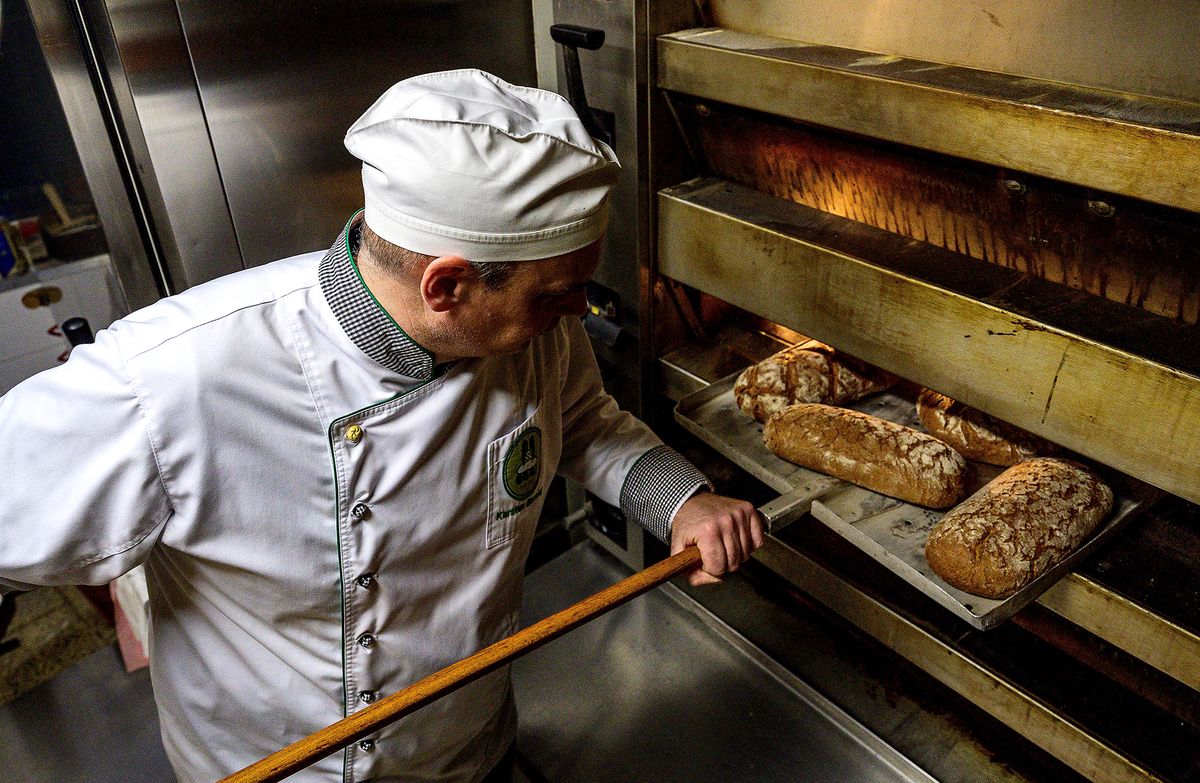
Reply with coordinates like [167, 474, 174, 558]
[0, 254, 128, 393]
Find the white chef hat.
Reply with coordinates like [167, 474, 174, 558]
[344, 69, 620, 263]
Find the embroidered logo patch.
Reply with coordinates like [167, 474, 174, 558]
[502, 427, 542, 500]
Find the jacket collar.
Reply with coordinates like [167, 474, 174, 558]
[318, 212, 436, 381]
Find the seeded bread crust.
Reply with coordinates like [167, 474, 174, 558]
[735, 341, 897, 423]
[763, 403, 968, 508]
[917, 389, 1057, 466]
[924, 458, 1114, 599]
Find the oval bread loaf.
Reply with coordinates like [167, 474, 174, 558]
[735, 340, 897, 423]
[924, 458, 1114, 599]
[763, 403, 968, 508]
[917, 389, 1057, 466]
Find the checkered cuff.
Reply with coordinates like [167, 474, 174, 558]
[619, 445, 712, 542]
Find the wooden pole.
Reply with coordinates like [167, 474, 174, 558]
[219, 546, 704, 783]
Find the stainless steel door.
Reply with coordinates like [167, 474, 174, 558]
[32, 0, 536, 292]
[172, 0, 536, 272]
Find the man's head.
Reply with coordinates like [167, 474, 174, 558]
[344, 69, 619, 362]
[358, 222, 600, 361]
[361, 222, 516, 292]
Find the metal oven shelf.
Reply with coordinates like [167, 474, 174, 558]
[658, 27, 1200, 214]
[657, 176, 1200, 507]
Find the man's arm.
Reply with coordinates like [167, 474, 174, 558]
[0, 327, 171, 592]
[555, 318, 762, 583]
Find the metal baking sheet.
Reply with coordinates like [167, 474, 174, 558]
[673, 373, 846, 522]
[675, 371, 1159, 630]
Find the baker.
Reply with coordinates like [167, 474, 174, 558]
[0, 69, 762, 782]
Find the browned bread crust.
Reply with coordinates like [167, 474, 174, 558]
[763, 403, 968, 508]
[916, 389, 1057, 466]
[924, 458, 1114, 599]
[735, 340, 897, 423]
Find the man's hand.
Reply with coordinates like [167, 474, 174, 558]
[670, 491, 764, 586]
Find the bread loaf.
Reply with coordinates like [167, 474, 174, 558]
[924, 458, 1114, 599]
[763, 403, 968, 508]
[735, 340, 897, 423]
[917, 389, 1057, 466]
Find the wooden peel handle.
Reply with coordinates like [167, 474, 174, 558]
[41, 183, 81, 228]
[219, 546, 704, 783]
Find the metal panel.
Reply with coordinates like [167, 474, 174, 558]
[1040, 574, 1200, 692]
[93, 0, 241, 289]
[26, 0, 162, 309]
[174, 0, 536, 272]
[547, 0, 642, 327]
[658, 28, 1200, 213]
[709, 0, 1200, 104]
[537, 1, 700, 416]
[539, 0, 694, 567]
[657, 178, 1200, 507]
[48, 0, 535, 291]
[537, 0, 649, 419]
[754, 537, 1162, 783]
[513, 541, 938, 782]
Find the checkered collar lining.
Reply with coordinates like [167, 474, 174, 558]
[317, 213, 435, 381]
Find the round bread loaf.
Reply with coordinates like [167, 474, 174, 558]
[734, 341, 896, 423]
[916, 389, 1057, 466]
[924, 458, 1114, 599]
[763, 403, 968, 508]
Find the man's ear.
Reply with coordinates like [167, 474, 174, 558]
[420, 255, 473, 312]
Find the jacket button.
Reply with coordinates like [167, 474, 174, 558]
[359, 690, 378, 704]
[345, 424, 364, 444]
[351, 502, 371, 520]
[357, 633, 376, 648]
[358, 739, 375, 752]
[355, 573, 376, 589]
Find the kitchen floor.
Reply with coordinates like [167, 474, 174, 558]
[0, 642, 175, 782]
[0, 641, 538, 783]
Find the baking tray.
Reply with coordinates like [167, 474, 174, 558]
[675, 371, 1160, 629]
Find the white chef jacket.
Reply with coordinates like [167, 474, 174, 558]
[0, 217, 709, 783]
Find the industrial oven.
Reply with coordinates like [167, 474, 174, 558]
[21, 0, 1200, 778]
[519, 2, 1200, 782]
